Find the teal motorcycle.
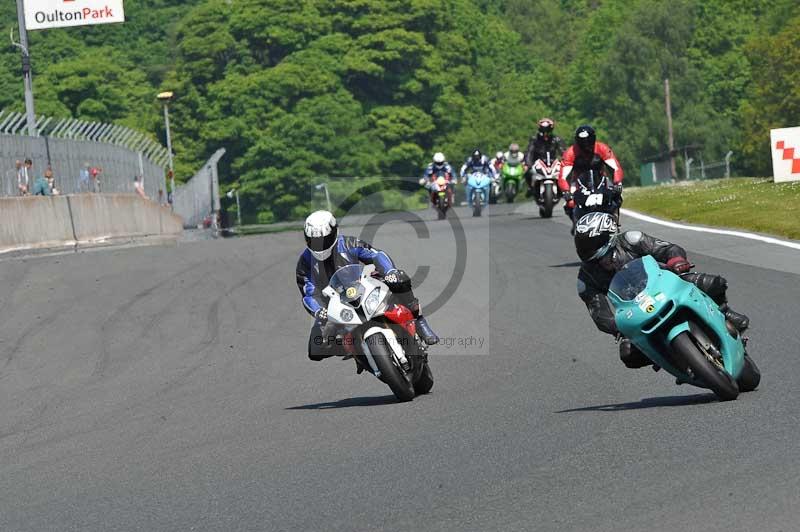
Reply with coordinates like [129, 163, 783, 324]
[607, 256, 761, 401]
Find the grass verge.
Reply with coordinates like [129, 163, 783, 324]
[623, 178, 800, 240]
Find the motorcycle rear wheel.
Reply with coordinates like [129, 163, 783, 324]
[671, 331, 739, 401]
[366, 335, 415, 402]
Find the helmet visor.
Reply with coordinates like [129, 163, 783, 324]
[577, 139, 595, 153]
[587, 239, 615, 262]
[305, 230, 337, 253]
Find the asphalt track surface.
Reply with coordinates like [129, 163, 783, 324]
[1, 202, 799, 532]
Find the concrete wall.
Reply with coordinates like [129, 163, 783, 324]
[0, 194, 182, 254]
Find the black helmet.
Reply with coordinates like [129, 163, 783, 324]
[574, 212, 618, 262]
[471, 149, 482, 163]
[575, 125, 596, 153]
[538, 118, 554, 136]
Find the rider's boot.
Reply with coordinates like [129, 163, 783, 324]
[415, 316, 439, 345]
[720, 304, 749, 333]
[406, 298, 439, 345]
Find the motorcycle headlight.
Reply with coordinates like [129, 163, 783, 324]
[363, 287, 383, 315]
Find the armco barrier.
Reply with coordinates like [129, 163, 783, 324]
[0, 194, 183, 254]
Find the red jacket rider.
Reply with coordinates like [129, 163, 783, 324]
[558, 125, 623, 194]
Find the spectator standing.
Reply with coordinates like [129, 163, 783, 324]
[79, 162, 90, 192]
[90, 166, 102, 192]
[134, 176, 148, 199]
[17, 159, 31, 195]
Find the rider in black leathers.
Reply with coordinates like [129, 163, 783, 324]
[573, 212, 750, 368]
[524, 118, 567, 197]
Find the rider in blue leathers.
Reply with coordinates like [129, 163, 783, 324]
[296, 210, 440, 361]
[460, 149, 496, 207]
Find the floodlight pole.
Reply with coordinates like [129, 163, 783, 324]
[14, 0, 37, 136]
[664, 79, 676, 179]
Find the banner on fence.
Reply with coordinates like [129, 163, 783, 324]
[24, 0, 125, 30]
[770, 126, 800, 183]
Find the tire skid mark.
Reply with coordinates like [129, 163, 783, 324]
[91, 262, 206, 379]
[0, 307, 63, 372]
[5, 249, 295, 456]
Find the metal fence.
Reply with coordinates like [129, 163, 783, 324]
[640, 150, 734, 186]
[686, 151, 733, 180]
[0, 109, 168, 199]
[174, 148, 224, 229]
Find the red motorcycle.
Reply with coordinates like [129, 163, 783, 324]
[421, 174, 455, 220]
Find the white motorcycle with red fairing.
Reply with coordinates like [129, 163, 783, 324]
[322, 264, 433, 402]
[531, 153, 561, 218]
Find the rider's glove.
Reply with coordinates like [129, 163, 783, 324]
[610, 183, 623, 196]
[665, 256, 692, 275]
[562, 191, 573, 203]
[314, 308, 328, 325]
[383, 269, 412, 293]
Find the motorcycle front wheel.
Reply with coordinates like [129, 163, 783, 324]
[414, 363, 434, 395]
[365, 334, 415, 402]
[472, 190, 482, 217]
[540, 183, 554, 218]
[671, 331, 739, 401]
[505, 182, 517, 203]
[737, 355, 761, 392]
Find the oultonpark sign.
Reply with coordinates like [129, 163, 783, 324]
[23, 0, 124, 30]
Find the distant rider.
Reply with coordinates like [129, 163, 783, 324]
[504, 143, 525, 167]
[524, 118, 566, 196]
[460, 149, 496, 207]
[296, 210, 440, 361]
[420, 152, 456, 206]
[559, 125, 623, 217]
[573, 212, 750, 369]
[489, 151, 505, 176]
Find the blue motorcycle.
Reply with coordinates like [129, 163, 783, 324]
[607, 256, 760, 401]
[465, 172, 492, 217]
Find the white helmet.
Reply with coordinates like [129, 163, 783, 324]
[496, 151, 504, 159]
[304, 210, 338, 260]
[432, 152, 446, 165]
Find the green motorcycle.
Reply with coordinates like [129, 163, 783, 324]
[500, 160, 524, 203]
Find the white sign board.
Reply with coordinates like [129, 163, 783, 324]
[770, 126, 800, 183]
[24, 0, 125, 31]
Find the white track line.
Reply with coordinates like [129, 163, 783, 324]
[621, 208, 800, 251]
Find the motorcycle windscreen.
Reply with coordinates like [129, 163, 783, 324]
[328, 264, 365, 302]
[609, 258, 649, 301]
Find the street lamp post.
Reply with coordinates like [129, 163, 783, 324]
[157, 91, 175, 207]
[315, 182, 331, 212]
[227, 188, 241, 227]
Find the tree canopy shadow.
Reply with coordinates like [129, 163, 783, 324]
[555, 393, 717, 413]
